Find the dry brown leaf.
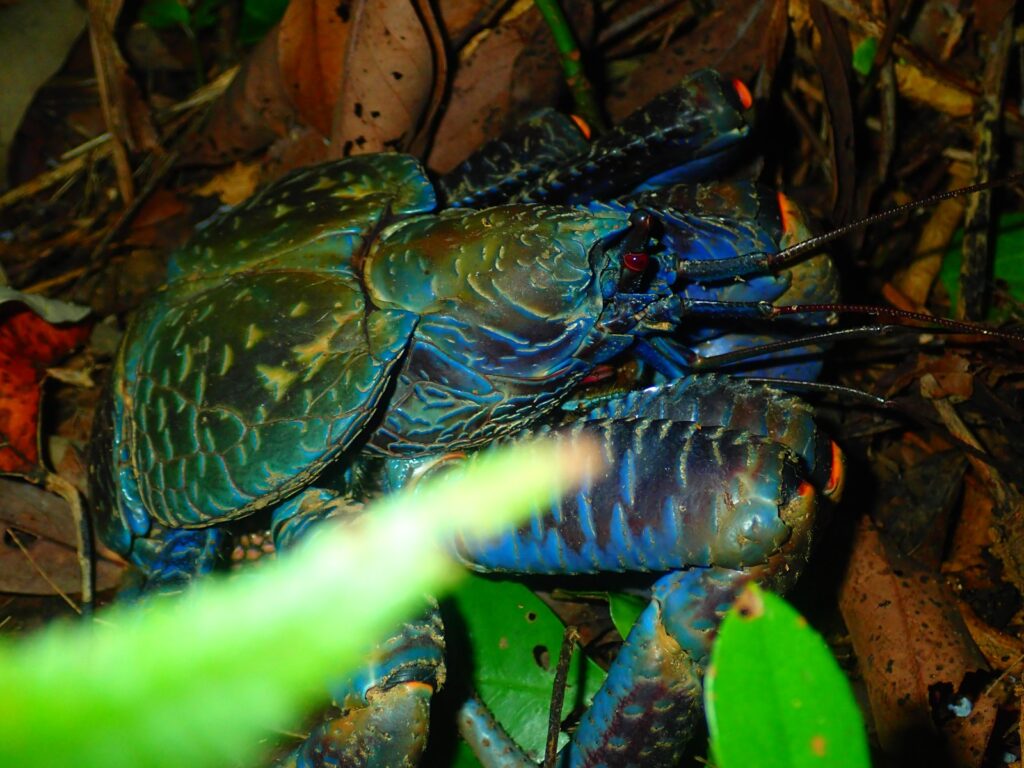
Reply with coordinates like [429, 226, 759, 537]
[193, 161, 262, 206]
[0, 477, 123, 595]
[427, 0, 590, 173]
[946, 473, 999, 594]
[193, 0, 439, 171]
[944, 680, 1003, 768]
[839, 517, 988, 760]
[186, 30, 295, 164]
[278, 0, 351, 138]
[327, 0, 438, 159]
[123, 188, 189, 250]
[436, 0, 510, 47]
[891, 162, 974, 306]
[957, 599, 1024, 671]
[919, 354, 974, 402]
[895, 61, 975, 117]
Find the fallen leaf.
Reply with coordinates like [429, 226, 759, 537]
[192, 0, 440, 171]
[0, 477, 123, 595]
[327, 0, 439, 158]
[428, 0, 591, 173]
[193, 161, 262, 206]
[919, 354, 974, 401]
[278, 0, 353, 138]
[957, 598, 1024, 671]
[891, 163, 974, 307]
[839, 518, 989, 763]
[437, 0, 511, 47]
[0, 287, 90, 324]
[0, 304, 92, 477]
[895, 61, 974, 117]
[124, 187, 189, 249]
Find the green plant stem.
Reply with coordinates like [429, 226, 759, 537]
[533, 0, 607, 134]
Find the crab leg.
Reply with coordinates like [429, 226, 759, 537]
[444, 379, 837, 766]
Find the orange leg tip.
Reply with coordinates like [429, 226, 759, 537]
[569, 114, 592, 141]
[776, 190, 795, 235]
[731, 78, 753, 110]
[825, 441, 846, 499]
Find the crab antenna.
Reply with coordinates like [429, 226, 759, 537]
[770, 303, 1024, 343]
[766, 169, 1024, 268]
[743, 378, 892, 408]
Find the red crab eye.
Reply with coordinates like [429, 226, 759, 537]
[622, 251, 649, 273]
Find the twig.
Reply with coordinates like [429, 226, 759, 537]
[958, 19, 1014, 320]
[87, 145, 181, 265]
[0, 68, 235, 213]
[86, 0, 136, 204]
[44, 472, 93, 615]
[0, 148, 108, 211]
[5, 529, 81, 615]
[407, 0, 449, 158]
[544, 624, 579, 768]
[816, 0, 1023, 129]
[595, 0, 684, 48]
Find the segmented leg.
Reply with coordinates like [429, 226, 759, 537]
[270, 489, 447, 768]
[440, 69, 753, 209]
[117, 525, 226, 596]
[458, 568, 764, 768]
[440, 378, 837, 767]
[281, 682, 433, 768]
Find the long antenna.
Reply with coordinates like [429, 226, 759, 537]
[769, 303, 1024, 344]
[764, 170, 1024, 269]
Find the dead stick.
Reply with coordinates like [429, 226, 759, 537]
[544, 625, 579, 767]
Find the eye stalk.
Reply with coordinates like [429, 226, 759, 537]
[615, 209, 656, 291]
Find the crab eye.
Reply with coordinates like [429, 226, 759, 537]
[622, 251, 649, 273]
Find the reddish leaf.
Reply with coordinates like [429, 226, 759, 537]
[0, 306, 92, 477]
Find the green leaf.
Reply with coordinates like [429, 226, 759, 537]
[852, 37, 877, 76]
[0, 439, 591, 768]
[940, 212, 1024, 319]
[705, 584, 870, 768]
[240, 0, 289, 44]
[448, 575, 606, 762]
[607, 591, 646, 639]
[139, 0, 191, 29]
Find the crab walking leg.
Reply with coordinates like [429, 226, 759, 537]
[269, 490, 446, 768]
[446, 408, 828, 767]
[457, 569, 765, 768]
[278, 615, 443, 768]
